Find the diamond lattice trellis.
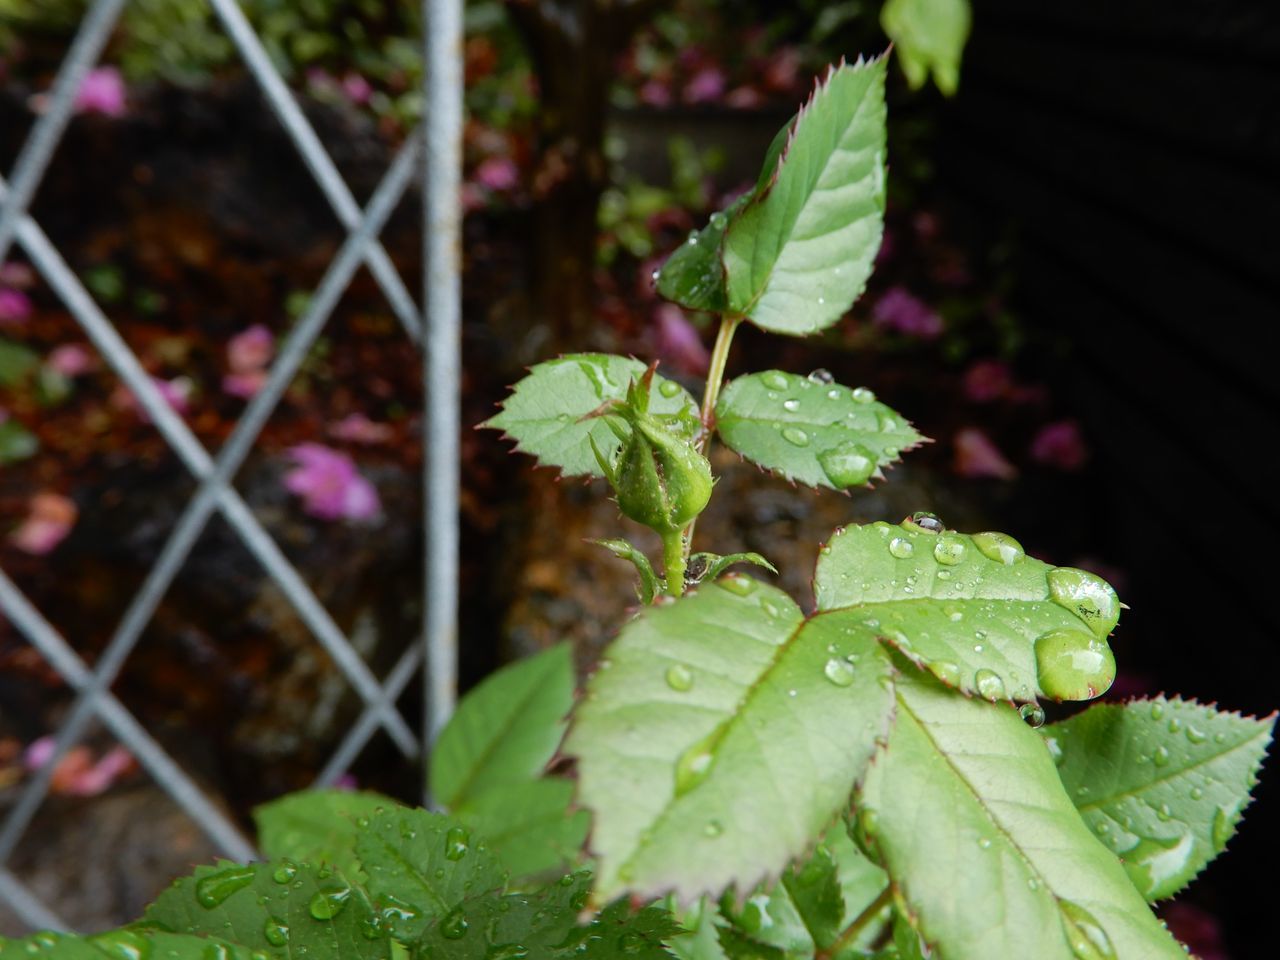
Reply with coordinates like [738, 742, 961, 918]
[0, 0, 462, 931]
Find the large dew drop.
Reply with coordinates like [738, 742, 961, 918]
[781, 426, 810, 447]
[974, 669, 1006, 701]
[658, 379, 681, 399]
[86, 931, 152, 960]
[817, 442, 876, 488]
[674, 733, 718, 795]
[1034, 629, 1115, 701]
[195, 866, 256, 909]
[888, 537, 914, 559]
[718, 573, 756, 596]
[906, 511, 944, 533]
[444, 825, 470, 861]
[1058, 901, 1117, 960]
[762, 371, 790, 391]
[440, 908, 469, 940]
[1046, 568, 1121, 640]
[823, 658, 856, 687]
[309, 885, 352, 920]
[263, 919, 290, 947]
[933, 535, 967, 566]
[972, 531, 1025, 565]
[665, 664, 694, 692]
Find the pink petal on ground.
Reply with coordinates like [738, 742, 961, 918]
[1030, 419, 1089, 470]
[953, 427, 1018, 480]
[0, 288, 32, 326]
[222, 371, 268, 399]
[683, 66, 726, 104]
[653, 303, 709, 376]
[23, 736, 56, 771]
[0, 263, 35, 288]
[962, 359, 1012, 403]
[66, 745, 136, 797]
[341, 73, 374, 105]
[47, 343, 96, 377]
[74, 67, 126, 117]
[638, 80, 673, 108]
[724, 86, 763, 109]
[284, 443, 380, 521]
[473, 156, 519, 192]
[227, 324, 274, 373]
[329, 413, 394, 444]
[763, 47, 802, 92]
[8, 492, 78, 555]
[871, 286, 943, 339]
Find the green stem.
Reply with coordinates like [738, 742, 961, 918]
[817, 886, 894, 960]
[698, 313, 742, 448]
[662, 529, 687, 596]
[679, 313, 741, 566]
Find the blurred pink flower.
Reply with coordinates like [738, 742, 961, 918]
[0, 287, 32, 326]
[8, 492, 77, 555]
[341, 73, 373, 105]
[638, 80, 673, 107]
[962, 359, 1012, 403]
[24, 737, 135, 796]
[47, 343, 95, 377]
[474, 156, 519, 192]
[74, 67, 126, 117]
[953, 427, 1017, 480]
[871, 286, 943, 339]
[284, 443, 380, 521]
[683, 66, 726, 104]
[653, 303, 709, 376]
[332, 773, 359, 790]
[329, 413, 394, 445]
[222, 371, 268, 398]
[227, 324, 274, 372]
[1031, 419, 1089, 470]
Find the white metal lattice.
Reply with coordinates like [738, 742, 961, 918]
[0, 0, 462, 931]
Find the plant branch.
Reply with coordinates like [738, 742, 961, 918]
[817, 885, 894, 960]
[679, 312, 741, 567]
[662, 529, 687, 597]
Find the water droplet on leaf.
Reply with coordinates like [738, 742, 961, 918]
[665, 664, 694, 691]
[1153, 746, 1171, 767]
[272, 862, 297, 885]
[1034, 629, 1116, 701]
[888, 537, 914, 559]
[309, 886, 351, 920]
[851, 386, 875, 404]
[907, 511, 944, 533]
[1059, 901, 1116, 960]
[928, 659, 961, 685]
[263, 920, 290, 947]
[823, 658, 856, 687]
[975, 669, 1006, 701]
[445, 826, 470, 861]
[718, 574, 755, 596]
[972, 531, 1025, 565]
[87, 932, 152, 960]
[762, 372, 789, 391]
[1020, 703, 1046, 727]
[1121, 833, 1195, 901]
[195, 866, 255, 908]
[440, 909, 469, 940]
[818, 442, 876, 488]
[658, 380, 681, 398]
[933, 535, 967, 566]
[781, 426, 810, 447]
[1046, 568, 1121, 640]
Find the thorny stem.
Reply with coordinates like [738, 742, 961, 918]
[676, 313, 742, 572]
[817, 885, 895, 960]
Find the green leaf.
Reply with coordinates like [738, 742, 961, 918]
[665, 899, 729, 960]
[483, 354, 699, 479]
[0, 931, 258, 960]
[714, 372, 922, 489]
[0, 337, 39, 387]
[592, 537, 662, 604]
[454, 778, 590, 879]
[0, 418, 38, 464]
[722, 58, 887, 336]
[689, 552, 777, 585]
[354, 809, 506, 941]
[430, 643, 574, 810]
[780, 847, 844, 950]
[1048, 696, 1275, 901]
[656, 197, 748, 312]
[881, 0, 972, 96]
[857, 664, 1186, 960]
[145, 860, 389, 960]
[816, 520, 1120, 703]
[563, 900, 683, 960]
[565, 575, 894, 901]
[254, 789, 400, 877]
[409, 871, 591, 960]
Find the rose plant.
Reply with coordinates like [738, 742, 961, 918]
[2, 52, 1271, 960]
